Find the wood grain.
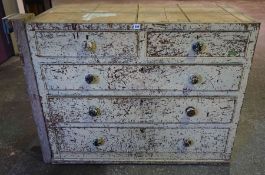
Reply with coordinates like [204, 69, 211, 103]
[29, 3, 256, 23]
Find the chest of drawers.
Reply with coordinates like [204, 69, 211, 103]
[11, 3, 259, 163]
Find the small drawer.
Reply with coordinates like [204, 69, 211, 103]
[35, 31, 138, 58]
[55, 127, 229, 154]
[147, 31, 249, 57]
[41, 64, 242, 91]
[47, 96, 235, 124]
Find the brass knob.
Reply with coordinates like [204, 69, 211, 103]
[89, 106, 100, 117]
[192, 41, 203, 53]
[183, 139, 193, 147]
[85, 74, 95, 84]
[93, 138, 105, 146]
[86, 41, 97, 53]
[189, 75, 199, 84]
[185, 106, 196, 117]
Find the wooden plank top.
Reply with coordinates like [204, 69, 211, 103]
[30, 3, 256, 24]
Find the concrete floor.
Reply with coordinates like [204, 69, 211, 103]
[0, 0, 265, 174]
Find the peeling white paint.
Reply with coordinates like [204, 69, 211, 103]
[26, 22, 260, 163]
[41, 64, 243, 91]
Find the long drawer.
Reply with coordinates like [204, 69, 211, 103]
[41, 64, 242, 91]
[55, 127, 229, 154]
[47, 96, 235, 124]
[147, 31, 249, 57]
[34, 31, 138, 58]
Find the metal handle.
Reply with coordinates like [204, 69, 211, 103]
[189, 75, 199, 85]
[89, 106, 101, 117]
[185, 106, 196, 117]
[86, 41, 97, 53]
[93, 138, 105, 146]
[192, 41, 203, 53]
[183, 139, 193, 147]
[85, 74, 95, 84]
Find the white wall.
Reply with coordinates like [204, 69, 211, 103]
[2, 0, 18, 14]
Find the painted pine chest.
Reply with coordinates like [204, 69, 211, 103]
[11, 3, 260, 163]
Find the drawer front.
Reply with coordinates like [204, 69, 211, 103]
[147, 31, 249, 57]
[47, 97, 235, 124]
[35, 31, 138, 58]
[41, 64, 242, 91]
[56, 128, 228, 153]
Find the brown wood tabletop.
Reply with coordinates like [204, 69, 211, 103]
[29, 3, 255, 23]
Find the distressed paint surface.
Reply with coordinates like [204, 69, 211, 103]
[35, 31, 138, 58]
[55, 152, 230, 162]
[23, 14, 260, 163]
[147, 31, 249, 57]
[27, 23, 259, 32]
[55, 128, 229, 154]
[41, 64, 242, 91]
[47, 97, 235, 124]
[11, 14, 52, 163]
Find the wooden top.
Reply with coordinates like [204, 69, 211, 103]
[30, 3, 256, 24]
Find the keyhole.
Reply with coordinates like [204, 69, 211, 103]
[139, 67, 144, 73]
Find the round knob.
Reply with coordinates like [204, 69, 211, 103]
[93, 138, 105, 146]
[89, 106, 100, 117]
[185, 106, 196, 117]
[192, 42, 203, 53]
[189, 75, 199, 84]
[86, 41, 97, 53]
[183, 139, 193, 147]
[140, 128, 145, 133]
[85, 74, 95, 84]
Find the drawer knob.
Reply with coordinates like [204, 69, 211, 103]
[192, 42, 203, 53]
[183, 139, 193, 147]
[86, 41, 97, 53]
[140, 128, 145, 133]
[85, 74, 95, 84]
[189, 75, 199, 84]
[89, 106, 101, 117]
[185, 106, 196, 117]
[93, 138, 105, 146]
